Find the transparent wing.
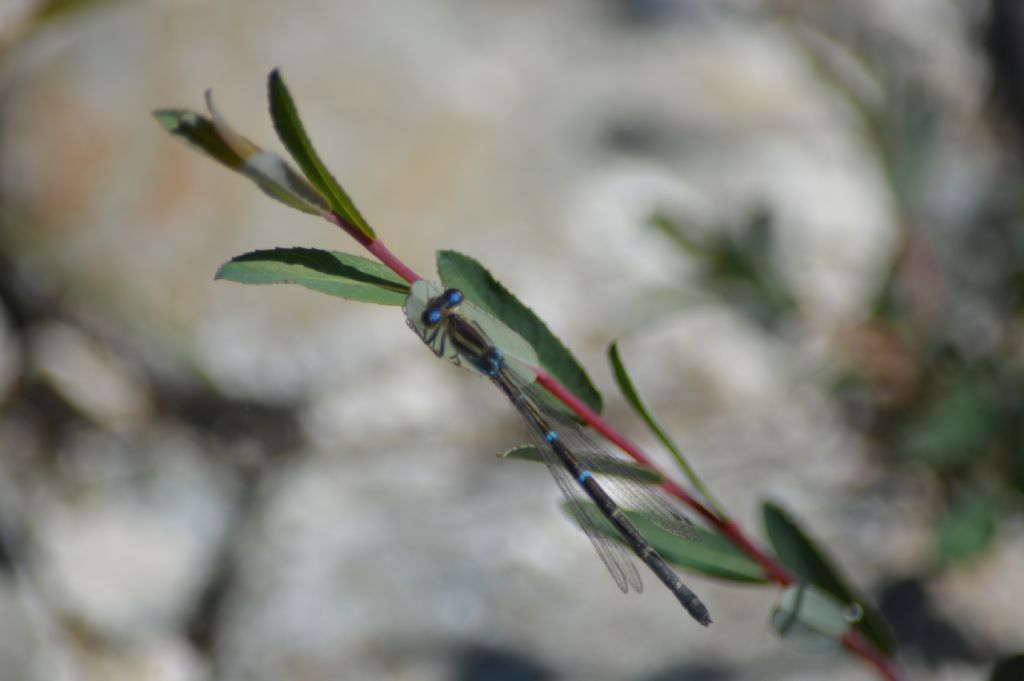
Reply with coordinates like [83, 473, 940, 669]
[519, 378, 700, 542]
[518, 398, 644, 594]
[545, 442, 644, 593]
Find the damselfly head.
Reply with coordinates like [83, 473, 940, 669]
[421, 288, 465, 327]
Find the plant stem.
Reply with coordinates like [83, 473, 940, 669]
[325, 211, 422, 284]
[367, 239, 421, 285]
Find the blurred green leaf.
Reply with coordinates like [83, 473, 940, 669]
[26, 0, 119, 24]
[651, 208, 796, 331]
[569, 501, 768, 583]
[991, 654, 1024, 681]
[938, 487, 999, 563]
[267, 69, 375, 238]
[900, 378, 995, 470]
[216, 248, 409, 305]
[649, 213, 707, 257]
[763, 501, 896, 655]
[437, 250, 602, 414]
[502, 445, 663, 484]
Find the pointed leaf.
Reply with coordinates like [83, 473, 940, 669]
[436, 250, 602, 414]
[764, 501, 896, 655]
[937, 487, 1000, 563]
[502, 445, 663, 484]
[267, 69, 375, 239]
[566, 501, 768, 583]
[216, 248, 409, 305]
[609, 341, 722, 514]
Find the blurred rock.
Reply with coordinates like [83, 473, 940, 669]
[28, 321, 151, 431]
[212, 441, 759, 681]
[69, 634, 209, 681]
[0, 580, 44, 681]
[31, 428, 235, 642]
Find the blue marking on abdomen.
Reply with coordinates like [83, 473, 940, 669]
[578, 470, 592, 484]
[481, 348, 504, 377]
[544, 430, 558, 443]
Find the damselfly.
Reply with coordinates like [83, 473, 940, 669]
[404, 280, 712, 626]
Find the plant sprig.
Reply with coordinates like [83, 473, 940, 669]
[155, 69, 905, 681]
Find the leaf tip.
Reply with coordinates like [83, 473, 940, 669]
[152, 109, 178, 130]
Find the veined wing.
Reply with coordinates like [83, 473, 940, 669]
[518, 375, 700, 542]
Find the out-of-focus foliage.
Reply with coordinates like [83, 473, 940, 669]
[651, 24, 1024, 568]
[650, 207, 797, 333]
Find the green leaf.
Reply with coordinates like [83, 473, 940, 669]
[216, 248, 409, 305]
[937, 487, 999, 563]
[991, 654, 1024, 681]
[501, 445, 663, 484]
[763, 501, 897, 655]
[771, 583, 860, 649]
[568, 501, 768, 583]
[154, 109, 245, 169]
[154, 100, 329, 216]
[436, 250, 602, 414]
[900, 378, 995, 470]
[267, 69, 375, 239]
[608, 342, 722, 515]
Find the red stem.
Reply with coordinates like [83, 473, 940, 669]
[534, 367, 792, 584]
[367, 239, 421, 285]
[326, 212, 422, 284]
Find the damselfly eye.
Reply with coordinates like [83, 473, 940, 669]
[422, 307, 443, 326]
[442, 288, 464, 307]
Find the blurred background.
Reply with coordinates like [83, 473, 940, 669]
[1, 1, 1022, 680]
